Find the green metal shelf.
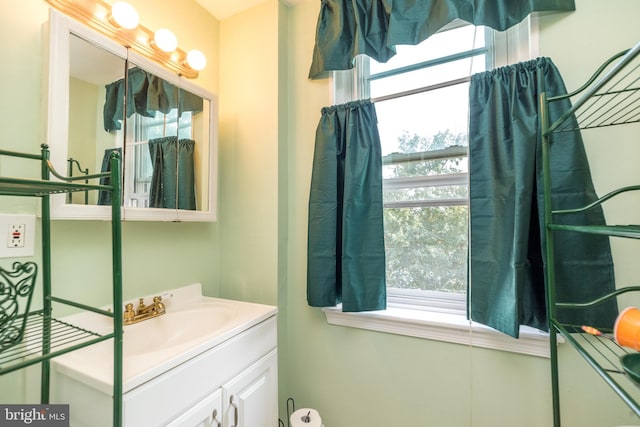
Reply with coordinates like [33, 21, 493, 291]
[552, 321, 640, 417]
[548, 223, 640, 239]
[541, 38, 640, 427]
[0, 145, 123, 427]
[544, 42, 640, 134]
[0, 147, 114, 197]
[0, 177, 112, 197]
[0, 311, 114, 376]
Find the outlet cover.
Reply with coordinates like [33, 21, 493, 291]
[0, 214, 36, 258]
[8, 223, 26, 248]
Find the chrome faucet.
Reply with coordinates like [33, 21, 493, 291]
[123, 295, 166, 325]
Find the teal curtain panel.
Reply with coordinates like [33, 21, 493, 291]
[103, 67, 203, 132]
[307, 100, 386, 312]
[98, 147, 123, 205]
[148, 136, 196, 210]
[468, 58, 617, 338]
[309, 0, 575, 79]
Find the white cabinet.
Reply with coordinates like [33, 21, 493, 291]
[166, 389, 222, 427]
[51, 312, 277, 427]
[221, 350, 278, 427]
[165, 350, 277, 427]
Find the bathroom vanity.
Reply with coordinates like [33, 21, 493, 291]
[50, 284, 278, 427]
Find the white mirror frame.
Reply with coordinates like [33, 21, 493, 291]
[45, 9, 218, 222]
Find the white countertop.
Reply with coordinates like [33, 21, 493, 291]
[51, 283, 277, 395]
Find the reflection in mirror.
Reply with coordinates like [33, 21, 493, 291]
[101, 64, 207, 211]
[68, 33, 124, 206]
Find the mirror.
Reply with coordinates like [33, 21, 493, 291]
[46, 9, 217, 221]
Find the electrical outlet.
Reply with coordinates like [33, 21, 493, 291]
[0, 214, 35, 258]
[8, 224, 26, 248]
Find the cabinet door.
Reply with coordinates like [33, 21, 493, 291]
[222, 350, 278, 427]
[166, 388, 223, 427]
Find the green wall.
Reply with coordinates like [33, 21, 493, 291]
[282, 1, 640, 426]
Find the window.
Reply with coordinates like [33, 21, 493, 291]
[376, 24, 485, 315]
[338, 23, 491, 314]
[326, 18, 553, 356]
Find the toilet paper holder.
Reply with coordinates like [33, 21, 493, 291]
[281, 397, 323, 427]
[290, 408, 322, 427]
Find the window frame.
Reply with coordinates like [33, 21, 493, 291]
[325, 15, 560, 357]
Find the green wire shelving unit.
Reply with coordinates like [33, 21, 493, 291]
[540, 40, 640, 426]
[0, 144, 123, 427]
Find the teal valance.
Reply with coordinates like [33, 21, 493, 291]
[309, 0, 575, 79]
[103, 67, 203, 132]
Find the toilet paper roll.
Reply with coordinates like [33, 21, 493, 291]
[290, 408, 322, 427]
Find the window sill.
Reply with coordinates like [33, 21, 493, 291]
[322, 306, 560, 358]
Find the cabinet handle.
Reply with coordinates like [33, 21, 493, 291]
[230, 395, 239, 427]
[211, 409, 221, 427]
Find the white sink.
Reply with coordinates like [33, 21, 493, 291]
[123, 301, 235, 357]
[50, 283, 277, 394]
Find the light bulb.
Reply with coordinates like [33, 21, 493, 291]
[110, 2, 139, 30]
[186, 50, 207, 71]
[153, 28, 178, 53]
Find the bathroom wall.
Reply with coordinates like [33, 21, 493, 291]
[281, 1, 640, 426]
[217, 0, 282, 307]
[217, 1, 288, 408]
[0, 0, 221, 403]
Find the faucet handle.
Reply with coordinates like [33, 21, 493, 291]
[153, 295, 166, 314]
[124, 303, 135, 323]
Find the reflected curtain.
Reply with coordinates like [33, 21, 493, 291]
[309, 0, 575, 79]
[468, 57, 618, 338]
[103, 67, 203, 132]
[148, 136, 196, 210]
[307, 100, 386, 312]
[98, 147, 122, 206]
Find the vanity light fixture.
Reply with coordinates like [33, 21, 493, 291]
[186, 50, 207, 71]
[45, 0, 206, 78]
[109, 1, 139, 29]
[152, 28, 178, 53]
